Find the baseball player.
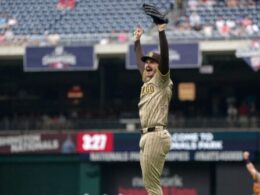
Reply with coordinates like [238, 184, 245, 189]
[133, 4, 172, 195]
[243, 151, 260, 195]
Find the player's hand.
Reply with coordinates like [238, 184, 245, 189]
[243, 151, 250, 160]
[134, 27, 144, 41]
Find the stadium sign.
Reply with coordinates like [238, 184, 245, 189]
[126, 43, 200, 69]
[0, 133, 76, 154]
[76, 132, 114, 153]
[87, 131, 257, 162]
[0, 131, 257, 162]
[24, 46, 96, 72]
[103, 163, 210, 195]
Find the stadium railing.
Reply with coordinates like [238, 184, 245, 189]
[0, 117, 259, 131]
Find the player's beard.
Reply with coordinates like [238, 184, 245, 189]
[145, 68, 156, 80]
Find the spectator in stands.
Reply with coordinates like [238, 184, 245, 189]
[67, 0, 76, 9]
[215, 16, 230, 37]
[247, 0, 257, 8]
[203, 23, 213, 38]
[246, 96, 258, 127]
[227, 103, 238, 127]
[238, 101, 250, 127]
[216, 16, 225, 32]
[58, 113, 67, 129]
[226, 0, 239, 8]
[241, 16, 259, 35]
[0, 16, 16, 45]
[226, 17, 236, 30]
[47, 33, 60, 45]
[117, 32, 128, 43]
[249, 102, 258, 127]
[4, 26, 14, 43]
[28, 32, 43, 46]
[176, 15, 191, 31]
[226, 16, 237, 36]
[0, 15, 7, 29]
[57, 0, 76, 10]
[99, 38, 110, 45]
[7, 17, 17, 27]
[188, 0, 199, 11]
[189, 11, 202, 31]
[233, 15, 245, 36]
[57, 0, 66, 10]
[201, 0, 216, 9]
[174, 0, 184, 16]
[240, 0, 256, 7]
[220, 22, 230, 37]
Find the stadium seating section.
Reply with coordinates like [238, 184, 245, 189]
[0, 0, 260, 41]
[177, 0, 260, 40]
[0, 0, 172, 35]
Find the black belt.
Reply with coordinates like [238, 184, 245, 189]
[141, 126, 167, 134]
[140, 127, 155, 134]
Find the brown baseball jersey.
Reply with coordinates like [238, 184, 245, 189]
[139, 68, 172, 195]
[139, 69, 173, 128]
[135, 28, 172, 195]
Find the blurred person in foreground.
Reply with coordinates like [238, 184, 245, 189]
[243, 151, 260, 195]
[133, 4, 173, 195]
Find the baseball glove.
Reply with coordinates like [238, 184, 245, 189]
[143, 3, 168, 25]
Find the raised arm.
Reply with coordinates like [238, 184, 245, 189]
[142, 4, 170, 75]
[134, 27, 145, 74]
[158, 24, 169, 75]
[243, 151, 258, 180]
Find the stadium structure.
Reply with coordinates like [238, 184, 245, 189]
[0, 0, 260, 195]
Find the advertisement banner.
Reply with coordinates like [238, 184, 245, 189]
[88, 132, 258, 162]
[0, 131, 258, 162]
[102, 163, 210, 195]
[126, 43, 200, 69]
[0, 133, 76, 154]
[24, 46, 96, 72]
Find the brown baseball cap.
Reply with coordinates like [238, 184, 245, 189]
[141, 51, 161, 64]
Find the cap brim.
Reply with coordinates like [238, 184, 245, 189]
[141, 56, 160, 63]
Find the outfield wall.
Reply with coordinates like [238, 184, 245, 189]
[0, 130, 259, 195]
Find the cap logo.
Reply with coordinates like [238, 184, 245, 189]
[148, 52, 154, 57]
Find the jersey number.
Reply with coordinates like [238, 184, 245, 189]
[141, 84, 155, 97]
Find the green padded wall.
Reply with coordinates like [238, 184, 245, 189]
[0, 155, 100, 195]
